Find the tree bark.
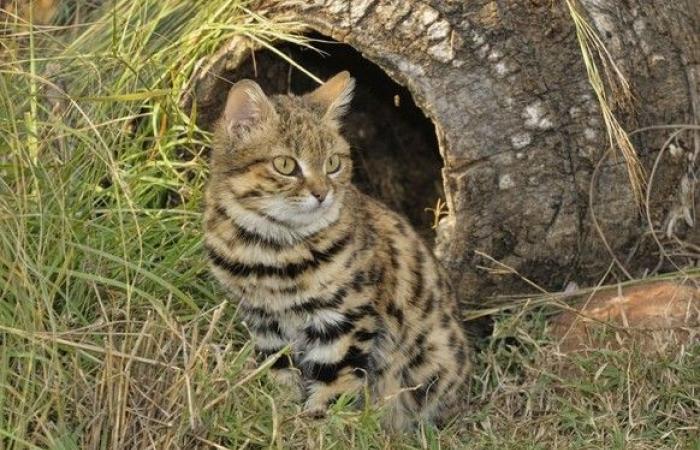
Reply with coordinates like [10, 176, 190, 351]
[188, 0, 700, 302]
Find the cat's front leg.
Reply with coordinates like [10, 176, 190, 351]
[248, 312, 303, 397]
[303, 371, 366, 417]
[255, 343, 304, 398]
[300, 340, 371, 416]
[255, 346, 302, 395]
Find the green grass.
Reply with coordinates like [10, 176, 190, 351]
[0, 1, 698, 448]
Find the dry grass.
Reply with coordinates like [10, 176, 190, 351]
[564, 0, 647, 205]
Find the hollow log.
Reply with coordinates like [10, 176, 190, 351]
[187, 0, 700, 303]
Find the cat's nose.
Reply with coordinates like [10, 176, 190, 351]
[311, 188, 328, 203]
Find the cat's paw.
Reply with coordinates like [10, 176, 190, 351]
[269, 367, 300, 386]
[268, 368, 303, 400]
[303, 407, 327, 420]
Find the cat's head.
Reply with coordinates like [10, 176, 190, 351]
[211, 71, 355, 232]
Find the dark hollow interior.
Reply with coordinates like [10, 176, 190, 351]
[207, 33, 444, 242]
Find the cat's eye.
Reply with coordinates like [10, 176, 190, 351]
[272, 156, 298, 176]
[325, 154, 341, 174]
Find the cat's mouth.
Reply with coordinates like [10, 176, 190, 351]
[293, 194, 334, 213]
[259, 193, 337, 226]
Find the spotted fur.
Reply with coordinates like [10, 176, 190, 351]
[204, 72, 471, 429]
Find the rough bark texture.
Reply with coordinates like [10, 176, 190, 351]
[187, 0, 700, 303]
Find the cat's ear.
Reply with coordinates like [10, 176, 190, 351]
[305, 71, 355, 121]
[221, 79, 275, 137]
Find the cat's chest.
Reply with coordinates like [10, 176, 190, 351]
[214, 237, 353, 307]
[241, 303, 340, 347]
